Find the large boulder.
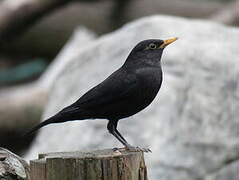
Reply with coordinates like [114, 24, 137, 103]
[0, 27, 95, 153]
[26, 15, 239, 180]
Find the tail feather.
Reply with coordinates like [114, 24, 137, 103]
[23, 107, 89, 138]
[23, 116, 57, 137]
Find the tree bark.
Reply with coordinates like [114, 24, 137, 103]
[30, 149, 148, 180]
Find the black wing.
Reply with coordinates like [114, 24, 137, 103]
[61, 68, 138, 114]
[23, 68, 138, 136]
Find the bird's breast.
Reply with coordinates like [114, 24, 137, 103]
[135, 67, 162, 106]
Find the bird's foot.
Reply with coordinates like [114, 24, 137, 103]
[112, 147, 121, 152]
[113, 144, 151, 153]
[125, 145, 152, 153]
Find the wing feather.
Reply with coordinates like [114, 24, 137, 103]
[61, 68, 138, 114]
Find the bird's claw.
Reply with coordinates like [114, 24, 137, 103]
[112, 145, 151, 153]
[126, 146, 152, 153]
[142, 147, 152, 153]
[112, 147, 120, 152]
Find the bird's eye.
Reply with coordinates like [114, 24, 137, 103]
[148, 43, 157, 49]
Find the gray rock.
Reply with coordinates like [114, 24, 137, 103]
[0, 27, 95, 151]
[39, 26, 96, 89]
[26, 15, 239, 180]
[205, 160, 239, 180]
[0, 148, 29, 180]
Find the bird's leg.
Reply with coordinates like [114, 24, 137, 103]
[107, 120, 151, 153]
[112, 120, 151, 152]
[112, 120, 128, 143]
[107, 120, 128, 146]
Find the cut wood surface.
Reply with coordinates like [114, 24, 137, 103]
[30, 149, 148, 180]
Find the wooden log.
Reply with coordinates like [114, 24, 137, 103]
[30, 149, 148, 180]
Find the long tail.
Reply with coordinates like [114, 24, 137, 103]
[23, 116, 59, 137]
[23, 106, 90, 138]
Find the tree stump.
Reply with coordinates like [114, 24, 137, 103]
[30, 149, 147, 180]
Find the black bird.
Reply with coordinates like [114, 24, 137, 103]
[26, 38, 178, 152]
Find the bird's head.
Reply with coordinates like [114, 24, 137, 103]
[125, 38, 178, 67]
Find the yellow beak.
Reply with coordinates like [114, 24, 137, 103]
[160, 37, 178, 48]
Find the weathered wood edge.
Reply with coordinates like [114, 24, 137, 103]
[30, 149, 148, 180]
